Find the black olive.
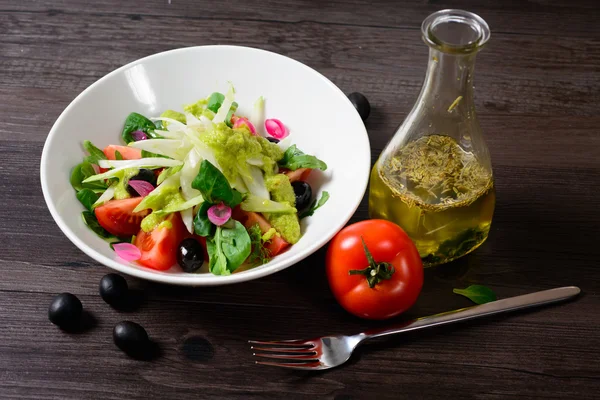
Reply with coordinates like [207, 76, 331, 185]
[127, 168, 156, 196]
[177, 238, 205, 273]
[348, 92, 371, 121]
[266, 137, 280, 143]
[48, 293, 82, 328]
[113, 321, 149, 355]
[292, 181, 313, 213]
[99, 273, 129, 307]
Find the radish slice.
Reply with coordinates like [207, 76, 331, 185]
[113, 243, 141, 261]
[131, 130, 147, 141]
[207, 203, 232, 226]
[233, 117, 257, 135]
[264, 119, 289, 140]
[128, 180, 154, 197]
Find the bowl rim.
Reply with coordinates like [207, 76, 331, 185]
[40, 45, 370, 286]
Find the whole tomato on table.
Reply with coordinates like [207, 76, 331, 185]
[326, 220, 423, 320]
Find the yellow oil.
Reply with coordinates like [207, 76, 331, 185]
[369, 135, 495, 267]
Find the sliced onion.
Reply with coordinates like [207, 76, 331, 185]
[131, 130, 148, 141]
[207, 203, 232, 226]
[113, 243, 141, 261]
[264, 118, 289, 140]
[233, 117, 257, 135]
[128, 180, 154, 197]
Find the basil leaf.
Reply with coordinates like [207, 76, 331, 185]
[70, 162, 108, 192]
[81, 211, 115, 240]
[114, 150, 123, 160]
[219, 221, 251, 272]
[192, 160, 243, 206]
[121, 112, 157, 144]
[453, 285, 497, 305]
[83, 140, 107, 165]
[193, 202, 215, 237]
[299, 191, 330, 219]
[76, 189, 99, 211]
[278, 145, 327, 171]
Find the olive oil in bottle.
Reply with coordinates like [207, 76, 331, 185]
[369, 135, 495, 266]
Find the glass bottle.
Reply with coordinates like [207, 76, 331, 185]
[369, 10, 495, 267]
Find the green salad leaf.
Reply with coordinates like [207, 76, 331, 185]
[81, 211, 115, 240]
[121, 112, 159, 144]
[70, 162, 108, 192]
[193, 202, 215, 237]
[114, 150, 123, 160]
[76, 189, 100, 211]
[207, 222, 251, 275]
[278, 145, 327, 171]
[83, 140, 107, 165]
[192, 160, 243, 207]
[299, 191, 330, 219]
[157, 165, 183, 185]
[205, 92, 238, 127]
[453, 285, 497, 305]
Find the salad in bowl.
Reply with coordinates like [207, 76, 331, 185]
[71, 86, 328, 276]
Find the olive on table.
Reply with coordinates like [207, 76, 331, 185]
[348, 92, 371, 121]
[48, 293, 82, 328]
[292, 181, 313, 213]
[113, 321, 149, 354]
[177, 238, 205, 273]
[99, 273, 129, 307]
[266, 137, 280, 144]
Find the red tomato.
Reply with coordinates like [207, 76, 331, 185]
[232, 207, 290, 256]
[134, 213, 187, 271]
[94, 198, 149, 237]
[284, 168, 312, 182]
[326, 220, 423, 320]
[103, 145, 142, 160]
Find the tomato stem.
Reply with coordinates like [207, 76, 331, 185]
[348, 237, 395, 288]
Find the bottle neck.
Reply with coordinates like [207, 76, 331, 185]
[419, 48, 477, 112]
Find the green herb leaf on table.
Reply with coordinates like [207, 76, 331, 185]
[192, 160, 243, 207]
[83, 140, 107, 165]
[76, 189, 100, 211]
[70, 162, 108, 192]
[193, 202, 215, 237]
[81, 211, 115, 240]
[121, 112, 158, 144]
[453, 285, 497, 305]
[279, 145, 327, 171]
[299, 191, 330, 219]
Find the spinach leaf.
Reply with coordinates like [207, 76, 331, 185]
[76, 189, 99, 211]
[219, 221, 251, 271]
[453, 285, 497, 305]
[141, 149, 171, 159]
[299, 191, 330, 219]
[114, 150, 123, 160]
[207, 230, 229, 275]
[207, 222, 251, 275]
[81, 211, 115, 240]
[193, 202, 215, 237]
[278, 145, 327, 171]
[121, 112, 157, 144]
[192, 160, 243, 206]
[70, 162, 107, 192]
[83, 140, 107, 165]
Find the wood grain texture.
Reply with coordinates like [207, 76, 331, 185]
[0, 0, 599, 399]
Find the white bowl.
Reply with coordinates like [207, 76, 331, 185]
[40, 46, 370, 286]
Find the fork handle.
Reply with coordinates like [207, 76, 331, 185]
[359, 286, 580, 341]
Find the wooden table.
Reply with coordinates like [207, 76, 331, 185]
[1, 1, 599, 399]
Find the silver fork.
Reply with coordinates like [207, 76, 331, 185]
[249, 286, 580, 370]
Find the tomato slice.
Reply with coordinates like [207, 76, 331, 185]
[232, 208, 290, 256]
[284, 168, 312, 182]
[134, 213, 187, 271]
[103, 145, 142, 160]
[95, 198, 149, 237]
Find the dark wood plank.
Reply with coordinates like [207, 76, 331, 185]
[0, 0, 599, 399]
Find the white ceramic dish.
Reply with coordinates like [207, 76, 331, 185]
[40, 45, 370, 286]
